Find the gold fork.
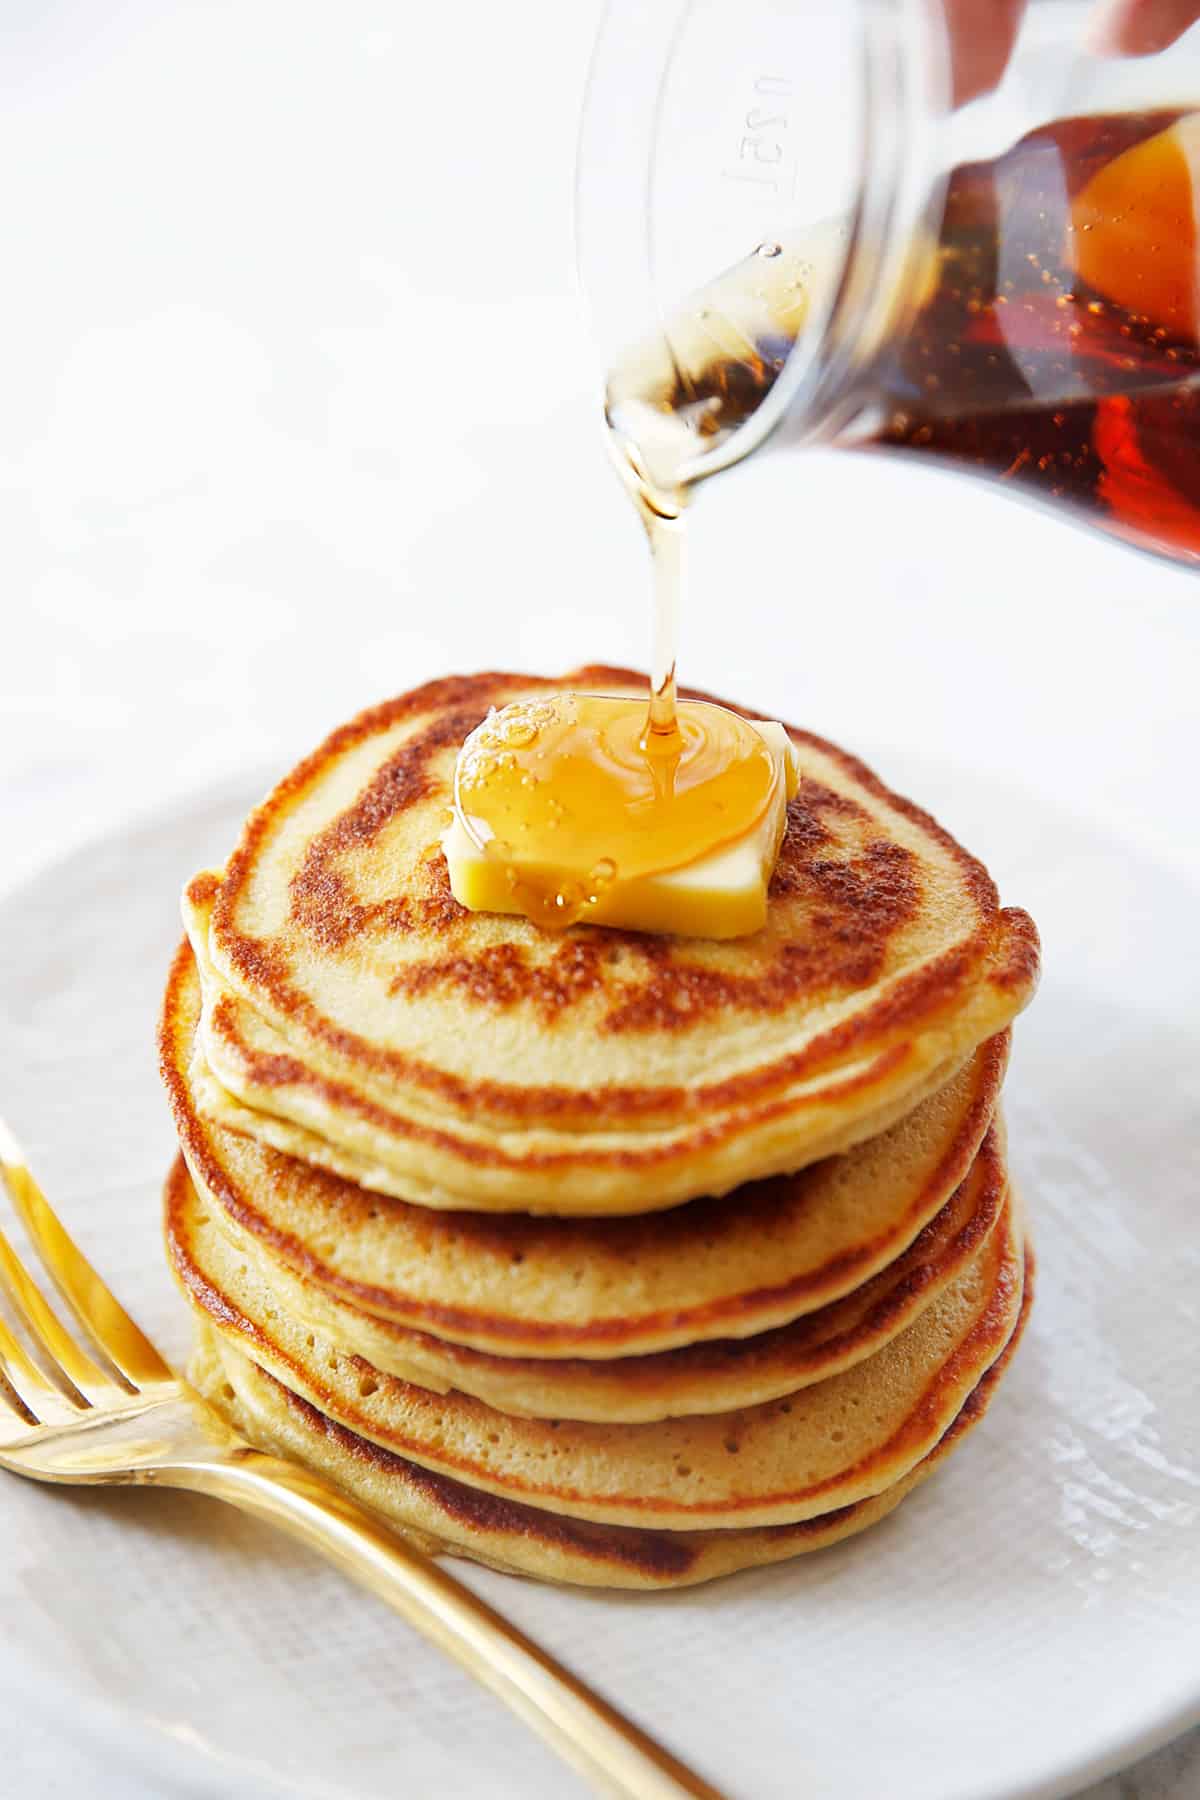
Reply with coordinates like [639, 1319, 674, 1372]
[0, 1117, 723, 1800]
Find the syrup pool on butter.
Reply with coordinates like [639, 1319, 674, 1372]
[444, 695, 799, 939]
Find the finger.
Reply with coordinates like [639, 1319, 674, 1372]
[1089, 0, 1200, 55]
[942, 0, 1028, 106]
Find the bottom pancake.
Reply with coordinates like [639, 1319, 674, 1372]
[169, 1184, 1026, 1530]
[191, 1260, 1032, 1589]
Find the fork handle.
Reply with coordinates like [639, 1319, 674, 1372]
[166, 1450, 726, 1800]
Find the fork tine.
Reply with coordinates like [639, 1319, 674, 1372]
[0, 1308, 84, 1428]
[0, 1222, 112, 1401]
[0, 1117, 172, 1388]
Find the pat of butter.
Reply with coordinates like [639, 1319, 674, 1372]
[443, 722, 799, 940]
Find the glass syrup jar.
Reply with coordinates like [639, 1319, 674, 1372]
[578, 0, 1200, 564]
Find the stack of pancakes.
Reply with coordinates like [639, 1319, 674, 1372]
[159, 668, 1040, 1589]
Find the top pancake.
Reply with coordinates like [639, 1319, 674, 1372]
[185, 667, 1039, 1215]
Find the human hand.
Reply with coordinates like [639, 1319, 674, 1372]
[946, 0, 1200, 106]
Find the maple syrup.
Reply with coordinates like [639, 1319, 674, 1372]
[614, 110, 1200, 563]
[869, 109, 1200, 560]
[449, 250, 798, 937]
[450, 692, 791, 934]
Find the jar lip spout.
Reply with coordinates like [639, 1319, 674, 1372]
[659, 0, 953, 480]
[578, 0, 951, 488]
[741, 0, 952, 459]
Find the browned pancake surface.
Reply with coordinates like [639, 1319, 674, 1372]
[162, 945, 1009, 1356]
[191, 1258, 1033, 1588]
[183, 668, 1039, 1213]
[165, 1123, 1007, 1420]
[168, 1176, 1025, 1531]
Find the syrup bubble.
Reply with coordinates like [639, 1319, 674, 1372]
[467, 760, 497, 792]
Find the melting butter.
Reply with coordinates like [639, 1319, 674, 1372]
[444, 695, 799, 939]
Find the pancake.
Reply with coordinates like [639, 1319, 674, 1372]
[165, 1126, 1008, 1419]
[189, 1262, 1033, 1589]
[167, 1182, 1025, 1531]
[181, 667, 1039, 1215]
[162, 945, 1008, 1358]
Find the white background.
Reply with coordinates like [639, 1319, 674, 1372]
[1, 2, 1197, 1795]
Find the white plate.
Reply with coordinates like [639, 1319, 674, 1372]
[0, 766, 1197, 1800]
